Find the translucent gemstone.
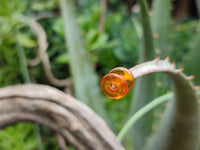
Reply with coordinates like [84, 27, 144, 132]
[101, 73, 128, 99]
[109, 67, 134, 92]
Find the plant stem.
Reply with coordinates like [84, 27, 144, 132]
[117, 93, 172, 142]
[16, 31, 31, 83]
[137, 0, 155, 62]
[152, 0, 171, 58]
[129, 0, 156, 148]
[59, 0, 109, 124]
[16, 29, 43, 150]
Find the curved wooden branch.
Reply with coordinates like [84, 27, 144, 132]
[0, 84, 124, 150]
[27, 55, 41, 67]
[20, 16, 71, 87]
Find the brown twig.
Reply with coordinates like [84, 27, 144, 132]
[27, 54, 41, 67]
[98, 0, 107, 33]
[20, 16, 71, 87]
[56, 134, 68, 150]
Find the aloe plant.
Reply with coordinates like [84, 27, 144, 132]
[130, 0, 156, 148]
[113, 58, 199, 150]
[139, 58, 199, 150]
[59, 0, 109, 123]
[152, 0, 171, 58]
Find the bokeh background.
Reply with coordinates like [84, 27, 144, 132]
[0, 0, 200, 149]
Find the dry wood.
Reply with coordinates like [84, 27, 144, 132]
[0, 84, 124, 150]
[20, 16, 71, 87]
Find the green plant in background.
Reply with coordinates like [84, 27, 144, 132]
[0, 123, 37, 150]
[101, 57, 199, 150]
[184, 25, 200, 85]
[0, 0, 64, 149]
[0, 0, 26, 40]
[129, 0, 156, 148]
[0, 1, 38, 149]
[0, 43, 21, 87]
[0, 0, 27, 87]
[59, 0, 109, 123]
[152, 0, 171, 58]
[184, 3, 200, 85]
[0, 0, 200, 149]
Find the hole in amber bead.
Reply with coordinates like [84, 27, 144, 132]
[110, 83, 117, 90]
[101, 73, 128, 99]
[110, 67, 134, 92]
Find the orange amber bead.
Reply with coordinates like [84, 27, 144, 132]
[101, 73, 128, 99]
[109, 67, 134, 92]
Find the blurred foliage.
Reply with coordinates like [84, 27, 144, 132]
[0, 0, 200, 149]
[0, 123, 37, 150]
[0, 40, 21, 87]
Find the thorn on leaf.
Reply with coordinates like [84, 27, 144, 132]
[152, 125, 157, 131]
[156, 82, 162, 87]
[187, 75, 195, 80]
[145, 137, 149, 141]
[176, 67, 184, 73]
[153, 33, 160, 38]
[195, 86, 200, 90]
[172, 61, 176, 66]
[158, 113, 163, 118]
[154, 56, 160, 61]
[149, 11, 154, 16]
[164, 56, 170, 61]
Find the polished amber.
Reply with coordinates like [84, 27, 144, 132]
[109, 67, 134, 92]
[101, 73, 128, 99]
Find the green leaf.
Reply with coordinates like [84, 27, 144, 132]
[59, 0, 109, 124]
[0, 123, 37, 150]
[31, 0, 58, 11]
[55, 53, 69, 64]
[152, 0, 171, 58]
[129, 0, 156, 148]
[18, 33, 37, 48]
[184, 25, 200, 84]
